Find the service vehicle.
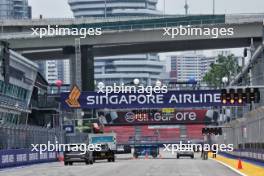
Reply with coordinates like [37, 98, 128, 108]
[176, 142, 194, 159]
[64, 144, 94, 166]
[88, 133, 116, 162]
[133, 144, 159, 158]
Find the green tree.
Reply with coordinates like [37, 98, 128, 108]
[203, 54, 241, 88]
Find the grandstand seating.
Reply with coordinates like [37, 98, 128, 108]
[186, 125, 204, 140]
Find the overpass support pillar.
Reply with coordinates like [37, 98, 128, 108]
[64, 45, 82, 88]
[65, 42, 95, 91]
[81, 45, 95, 92]
[69, 54, 82, 88]
[81, 45, 95, 120]
[64, 44, 95, 128]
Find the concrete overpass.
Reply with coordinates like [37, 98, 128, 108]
[0, 14, 263, 96]
[0, 22, 263, 58]
[0, 14, 263, 58]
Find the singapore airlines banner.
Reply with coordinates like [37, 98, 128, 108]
[97, 109, 214, 125]
[61, 89, 222, 109]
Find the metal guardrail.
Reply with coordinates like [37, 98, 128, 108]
[0, 15, 217, 24]
[100, 18, 225, 32]
[0, 13, 263, 24]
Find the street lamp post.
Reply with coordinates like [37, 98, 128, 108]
[156, 80, 162, 87]
[0, 21, 3, 34]
[221, 77, 228, 124]
[163, 0, 166, 17]
[55, 80, 63, 135]
[104, 0, 107, 18]
[222, 77, 228, 87]
[133, 78, 140, 85]
[213, 0, 215, 15]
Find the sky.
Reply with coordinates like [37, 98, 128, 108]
[27, 0, 264, 59]
[28, 0, 264, 18]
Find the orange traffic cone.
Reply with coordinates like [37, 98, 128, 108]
[237, 159, 243, 169]
[145, 153, 149, 159]
[58, 155, 64, 162]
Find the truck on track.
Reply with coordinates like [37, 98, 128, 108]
[132, 136, 159, 158]
[133, 144, 159, 158]
[88, 133, 117, 162]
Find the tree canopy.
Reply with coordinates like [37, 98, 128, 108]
[203, 54, 241, 88]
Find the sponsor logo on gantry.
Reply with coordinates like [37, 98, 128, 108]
[125, 112, 136, 123]
[124, 111, 198, 123]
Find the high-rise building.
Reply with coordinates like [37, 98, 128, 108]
[68, 0, 160, 18]
[170, 53, 216, 82]
[35, 60, 71, 85]
[95, 54, 164, 86]
[45, 60, 58, 84]
[0, 43, 38, 125]
[68, 0, 164, 86]
[0, 0, 31, 19]
[57, 60, 70, 84]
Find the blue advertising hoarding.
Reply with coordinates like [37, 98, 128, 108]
[61, 89, 223, 109]
[0, 149, 57, 168]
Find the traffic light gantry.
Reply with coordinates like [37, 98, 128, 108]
[221, 88, 260, 105]
[202, 127, 222, 135]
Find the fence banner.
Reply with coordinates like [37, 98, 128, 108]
[0, 149, 57, 168]
[61, 90, 222, 109]
[97, 109, 215, 126]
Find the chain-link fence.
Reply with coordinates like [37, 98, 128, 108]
[215, 106, 264, 149]
[0, 124, 65, 150]
[66, 132, 88, 144]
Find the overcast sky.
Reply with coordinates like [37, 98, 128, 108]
[27, 0, 264, 59]
[28, 0, 264, 18]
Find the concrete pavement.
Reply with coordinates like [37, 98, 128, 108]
[0, 152, 241, 176]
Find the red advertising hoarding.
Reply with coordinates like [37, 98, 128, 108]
[98, 109, 215, 126]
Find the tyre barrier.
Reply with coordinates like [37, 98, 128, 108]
[0, 149, 57, 169]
